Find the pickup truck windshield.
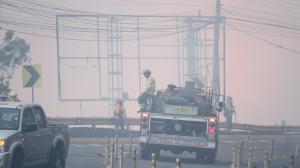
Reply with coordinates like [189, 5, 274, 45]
[0, 108, 20, 130]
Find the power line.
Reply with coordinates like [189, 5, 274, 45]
[258, 0, 300, 13]
[3, 0, 211, 28]
[222, 5, 300, 26]
[19, 0, 101, 14]
[221, 5, 300, 37]
[226, 0, 300, 13]
[228, 21, 300, 39]
[1, 1, 218, 41]
[227, 23, 300, 55]
[71, 0, 215, 8]
[2, 1, 201, 29]
[226, 16, 300, 31]
[3, 0, 299, 45]
[0, 19, 211, 42]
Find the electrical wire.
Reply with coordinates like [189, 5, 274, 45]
[1, 0, 217, 42]
[227, 23, 300, 55]
[228, 21, 300, 39]
[222, 5, 300, 27]
[2, 0, 299, 46]
[226, 16, 300, 31]
[223, 5, 300, 24]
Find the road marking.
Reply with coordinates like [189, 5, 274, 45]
[86, 144, 105, 147]
[255, 140, 272, 143]
[221, 140, 236, 143]
[70, 144, 84, 148]
[70, 144, 105, 148]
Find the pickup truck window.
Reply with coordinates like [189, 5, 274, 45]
[23, 108, 35, 125]
[0, 108, 20, 130]
[33, 106, 47, 129]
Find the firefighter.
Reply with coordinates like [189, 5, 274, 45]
[138, 69, 156, 111]
[8, 90, 20, 102]
[224, 96, 236, 131]
[113, 98, 126, 132]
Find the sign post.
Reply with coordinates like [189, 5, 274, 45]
[32, 87, 34, 103]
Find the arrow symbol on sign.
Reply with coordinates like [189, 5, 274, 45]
[24, 66, 40, 87]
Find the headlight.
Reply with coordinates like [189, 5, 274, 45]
[0, 139, 5, 152]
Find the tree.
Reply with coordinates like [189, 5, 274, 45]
[0, 30, 30, 94]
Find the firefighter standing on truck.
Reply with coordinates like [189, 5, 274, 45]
[138, 69, 156, 111]
[224, 96, 236, 131]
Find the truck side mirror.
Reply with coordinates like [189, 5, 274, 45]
[23, 123, 38, 133]
[217, 102, 224, 112]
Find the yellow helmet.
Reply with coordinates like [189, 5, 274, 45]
[9, 90, 17, 97]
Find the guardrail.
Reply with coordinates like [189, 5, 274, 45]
[49, 117, 140, 126]
[49, 117, 300, 133]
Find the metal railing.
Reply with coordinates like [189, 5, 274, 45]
[49, 117, 300, 133]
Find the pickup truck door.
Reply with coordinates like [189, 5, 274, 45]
[32, 106, 52, 163]
[22, 108, 39, 164]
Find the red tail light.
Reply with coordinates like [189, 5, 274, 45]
[141, 113, 149, 122]
[140, 113, 149, 135]
[209, 127, 215, 135]
[208, 117, 217, 138]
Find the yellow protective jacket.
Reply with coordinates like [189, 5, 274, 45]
[144, 76, 156, 94]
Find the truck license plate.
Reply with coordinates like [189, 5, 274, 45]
[149, 136, 211, 147]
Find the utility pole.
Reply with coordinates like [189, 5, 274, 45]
[212, 0, 221, 99]
[0, 0, 3, 29]
[186, 17, 196, 81]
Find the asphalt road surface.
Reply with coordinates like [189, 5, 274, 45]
[66, 134, 300, 168]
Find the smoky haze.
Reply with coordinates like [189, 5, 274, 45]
[1, 0, 299, 125]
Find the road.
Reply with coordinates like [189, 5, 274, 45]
[65, 134, 300, 168]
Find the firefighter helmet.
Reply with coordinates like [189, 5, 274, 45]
[9, 91, 17, 97]
[142, 69, 151, 75]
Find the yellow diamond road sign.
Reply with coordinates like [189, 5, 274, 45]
[22, 64, 42, 88]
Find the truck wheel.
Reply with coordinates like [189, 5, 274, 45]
[11, 151, 23, 168]
[49, 147, 65, 168]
